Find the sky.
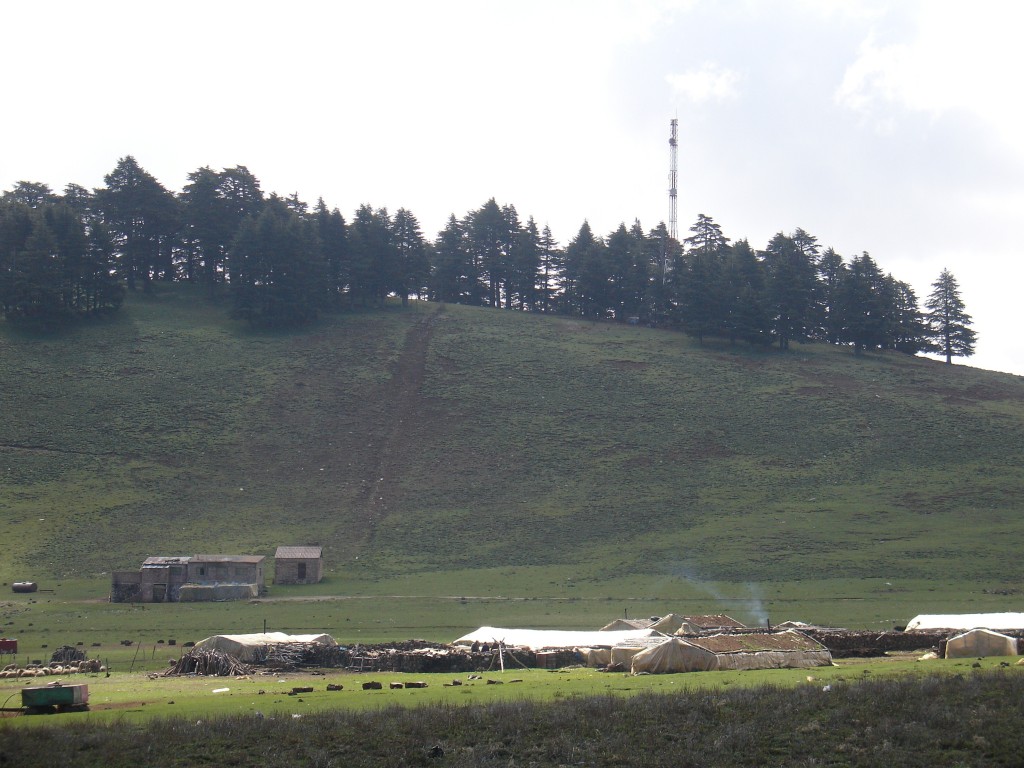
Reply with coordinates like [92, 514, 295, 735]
[3, 0, 1022, 376]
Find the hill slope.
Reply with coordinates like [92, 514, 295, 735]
[2, 287, 1022, 603]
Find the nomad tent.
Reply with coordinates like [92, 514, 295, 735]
[630, 631, 832, 674]
[577, 647, 613, 666]
[193, 632, 336, 662]
[609, 636, 670, 668]
[453, 626, 663, 651]
[905, 613, 1024, 631]
[944, 628, 1019, 659]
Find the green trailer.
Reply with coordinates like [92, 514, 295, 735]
[20, 684, 89, 714]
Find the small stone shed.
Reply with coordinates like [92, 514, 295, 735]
[274, 546, 323, 585]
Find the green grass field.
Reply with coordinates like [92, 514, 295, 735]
[1, 285, 1022, 646]
[2, 654, 1018, 726]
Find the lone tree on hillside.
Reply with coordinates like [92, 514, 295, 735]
[925, 268, 976, 364]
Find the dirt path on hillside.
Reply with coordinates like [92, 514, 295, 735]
[355, 305, 443, 549]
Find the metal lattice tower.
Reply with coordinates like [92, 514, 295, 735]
[668, 118, 678, 241]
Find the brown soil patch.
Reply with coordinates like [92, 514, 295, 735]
[605, 360, 650, 371]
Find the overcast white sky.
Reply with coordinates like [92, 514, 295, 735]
[3, 0, 1022, 375]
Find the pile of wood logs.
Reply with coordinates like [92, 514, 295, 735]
[163, 648, 253, 677]
[341, 641, 550, 673]
[50, 645, 87, 664]
[258, 642, 347, 669]
[162, 639, 581, 677]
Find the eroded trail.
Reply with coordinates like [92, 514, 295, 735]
[356, 305, 443, 549]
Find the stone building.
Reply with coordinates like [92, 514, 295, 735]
[110, 554, 266, 602]
[273, 546, 323, 585]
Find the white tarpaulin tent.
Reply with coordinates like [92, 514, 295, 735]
[944, 629, 1019, 659]
[193, 632, 337, 661]
[577, 647, 612, 666]
[905, 613, 1024, 631]
[629, 638, 720, 673]
[609, 636, 669, 667]
[453, 626, 664, 651]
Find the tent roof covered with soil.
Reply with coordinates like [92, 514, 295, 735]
[630, 630, 832, 674]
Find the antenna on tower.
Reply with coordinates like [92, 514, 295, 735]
[668, 118, 678, 242]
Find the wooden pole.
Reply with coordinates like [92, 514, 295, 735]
[129, 639, 142, 673]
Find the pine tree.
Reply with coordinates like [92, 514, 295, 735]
[229, 198, 324, 327]
[314, 198, 348, 307]
[837, 252, 889, 354]
[763, 232, 818, 350]
[430, 215, 471, 304]
[537, 225, 561, 313]
[563, 221, 606, 317]
[96, 156, 179, 290]
[509, 217, 542, 311]
[390, 208, 429, 307]
[925, 268, 976, 364]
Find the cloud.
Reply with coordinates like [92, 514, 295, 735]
[666, 62, 741, 104]
[834, 3, 1024, 154]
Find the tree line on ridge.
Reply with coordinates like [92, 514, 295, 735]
[0, 156, 976, 363]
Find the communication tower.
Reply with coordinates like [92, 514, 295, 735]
[668, 118, 678, 241]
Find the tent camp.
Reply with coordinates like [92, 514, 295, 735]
[193, 632, 337, 662]
[905, 613, 1024, 631]
[630, 631, 832, 674]
[944, 628, 1019, 659]
[453, 626, 663, 651]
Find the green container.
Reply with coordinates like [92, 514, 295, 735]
[22, 684, 89, 709]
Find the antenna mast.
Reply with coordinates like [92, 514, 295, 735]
[668, 118, 678, 241]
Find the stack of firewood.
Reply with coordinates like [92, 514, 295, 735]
[163, 648, 253, 676]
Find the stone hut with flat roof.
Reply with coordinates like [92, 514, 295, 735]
[273, 546, 323, 585]
[110, 554, 266, 602]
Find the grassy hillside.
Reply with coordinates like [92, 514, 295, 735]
[2, 285, 1022, 629]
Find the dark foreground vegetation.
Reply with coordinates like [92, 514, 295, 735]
[2, 671, 1022, 767]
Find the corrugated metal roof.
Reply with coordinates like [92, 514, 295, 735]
[275, 546, 323, 559]
[143, 556, 191, 566]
